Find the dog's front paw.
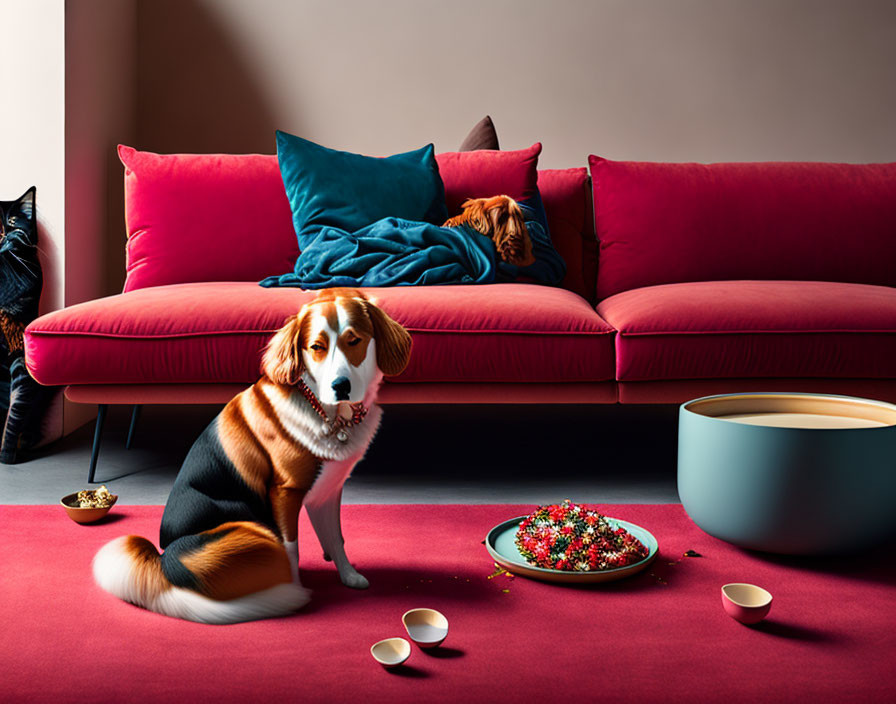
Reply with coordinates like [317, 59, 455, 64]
[340, 569, 369, 590]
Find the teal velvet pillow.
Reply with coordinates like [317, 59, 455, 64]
[275, 130, 448, 249]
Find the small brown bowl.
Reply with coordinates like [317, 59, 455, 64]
[60, 492, 118, 524]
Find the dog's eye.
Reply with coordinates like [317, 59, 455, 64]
[347, 337, 361, 347]
[309, 343, 325, 351]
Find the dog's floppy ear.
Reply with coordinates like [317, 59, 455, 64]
[365, 300, 412, 377]
[488, 196, 535, 267]
[261, 313, 305, 385]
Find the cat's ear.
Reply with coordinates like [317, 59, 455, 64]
[18, 188, 35, 221]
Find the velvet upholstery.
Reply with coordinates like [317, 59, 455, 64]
[536, 168, 596, 302]
[458, 115, 500, 151]
[589, 156, 896, 300]
[275, 130, 447, 248]
[119, 147, 297, 292]
[436, 143, 541, 216]
[25, 282, 616, 386]
[597, 280, 896, 381]
[261, 217, 497, 289]
[118, 144, 591, 296]
[30, 149, 896, 407]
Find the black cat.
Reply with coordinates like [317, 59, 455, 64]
[1, 187, 57, 463]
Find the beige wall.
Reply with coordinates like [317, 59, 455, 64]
[135, 0, 896, 167]
[0, 0, 65, 314]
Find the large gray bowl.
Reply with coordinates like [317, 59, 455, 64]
[678, 392, 896, 555]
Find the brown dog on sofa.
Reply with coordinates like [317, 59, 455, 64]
[444, 195, 536, 267]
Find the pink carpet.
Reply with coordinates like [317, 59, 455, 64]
[1, 504, 894, 703]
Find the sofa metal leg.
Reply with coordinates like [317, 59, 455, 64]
[88, 404, 108, 484]
[126, 405, 142, 450]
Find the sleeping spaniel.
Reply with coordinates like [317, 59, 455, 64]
[444, 195, 536, 267]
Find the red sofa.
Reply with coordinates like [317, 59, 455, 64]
[24, 150, 896, 417]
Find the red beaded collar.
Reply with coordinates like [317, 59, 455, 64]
[298, 379, 367, 442]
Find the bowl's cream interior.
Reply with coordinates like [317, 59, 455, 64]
[403, 609, 448, 642]
[370, 638, 410, 665]
[722, 583, 773, 607]
[685, 394, 896, 429]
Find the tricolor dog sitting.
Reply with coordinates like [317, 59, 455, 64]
[93, 288, 411, 623]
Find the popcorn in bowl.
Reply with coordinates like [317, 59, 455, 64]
[515, 500, 649, 572]
[75, 485, 116, 508]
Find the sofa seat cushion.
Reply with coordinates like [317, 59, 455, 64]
[596, 280, 896, 381]
[25, 282, 615, 386]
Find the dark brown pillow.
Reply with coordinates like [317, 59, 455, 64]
[458, 115, 500, 151]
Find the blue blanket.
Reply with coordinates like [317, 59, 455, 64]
[260, 219, 496, 289]
[260, 196, 566, 290]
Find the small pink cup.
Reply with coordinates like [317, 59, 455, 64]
[721, 583, 773, 625]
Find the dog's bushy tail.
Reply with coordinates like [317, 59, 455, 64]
[93, 526, 310, 624]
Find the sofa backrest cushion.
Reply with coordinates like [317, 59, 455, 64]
[120, 146, 297, 292]
[589, 156, 896, 300]
[120, 145, 595, 299]
[275, 130, 447, 248]
[537, 168, 596, 303]
[436, 143, 541, 216]
[458, 115, 500, 151]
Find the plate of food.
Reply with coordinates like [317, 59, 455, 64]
[485, 501, 659, 583]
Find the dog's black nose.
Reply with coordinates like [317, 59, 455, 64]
[332, 376, 351, 401]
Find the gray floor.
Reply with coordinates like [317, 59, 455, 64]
[0, 403, 681, 505]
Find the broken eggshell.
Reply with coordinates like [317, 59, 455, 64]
[402, 608, 449, 649]
[370, 637, 411, 668]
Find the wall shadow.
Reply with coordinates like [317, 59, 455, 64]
[135, 0, 288, 154]
[105, 145, 127, 294]
[35, 218, 61, 315]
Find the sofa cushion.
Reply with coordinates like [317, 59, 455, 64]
[538, 168, 596, 303]
[25, 282, 615, 386]
[120, 145, 595, 298]
[458, 115, 500, 151]
[436, 143, 541, 216]
[589, 157, 896, 300]
[275, 130, 447, 248]
[119, 147, 298, 292]
[597, 280, 896, 381]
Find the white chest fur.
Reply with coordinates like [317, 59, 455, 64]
[261, 385, 382, 461]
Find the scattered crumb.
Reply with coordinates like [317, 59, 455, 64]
[648, 572, 668, 586]
[487, 564, 513, 580]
